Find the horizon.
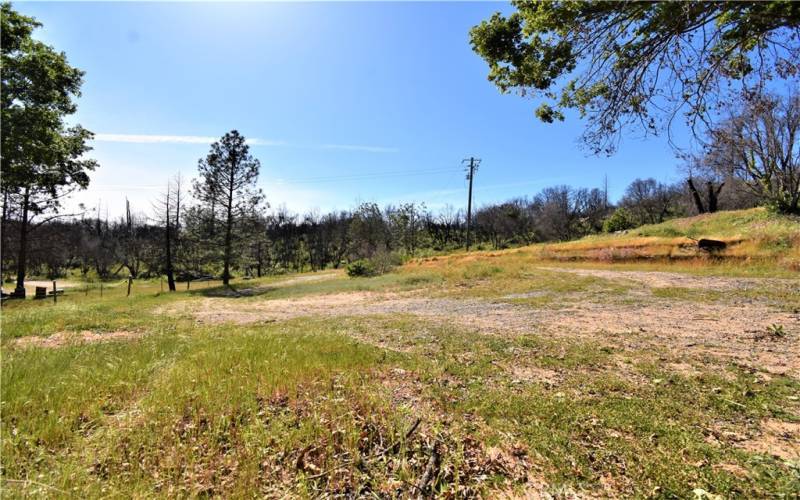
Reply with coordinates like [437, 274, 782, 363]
[17, 1, 687, 219]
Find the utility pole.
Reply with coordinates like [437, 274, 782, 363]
[462, 157, 481, 251]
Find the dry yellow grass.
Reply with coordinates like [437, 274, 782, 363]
[413, 208, 799, 273]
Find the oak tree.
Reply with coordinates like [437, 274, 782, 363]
[1, 3, 97, 296]
[470, 2, 800, 154]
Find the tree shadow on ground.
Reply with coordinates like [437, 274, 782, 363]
[189, 282, 280, 299]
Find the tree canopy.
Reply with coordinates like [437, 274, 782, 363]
[470, 1, 800, 154]
[1, 2, 96, 295]
[194, 130, 263, 285]
[1, 2, 95, 194]
[698, 92, 800, 214]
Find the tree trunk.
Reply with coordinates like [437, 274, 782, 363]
[165, 190, 176, 291]
[165, 221, 176, 292]
[256, 241, 263, 277]
[14, 187, 30, 297]
[126, 263, 138, 279]
[222, 169, 235, 286]
[707, 181, 724, 213]
[209, 199, 215, 237]
[686, 178, 706, 214]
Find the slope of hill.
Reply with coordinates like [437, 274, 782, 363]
[538, 208, 800, 268]
[416, 208, 799, 277]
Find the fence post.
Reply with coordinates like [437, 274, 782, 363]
[127, 276, 133, 297]
[52, 280, 57, 304]
[100, 282, 103, 297]
[187, 280, 190, 290]
[160, 276, 163, 293]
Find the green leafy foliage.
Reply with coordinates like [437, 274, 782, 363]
[193, 130, 264, 285]
[346, 251, 402, 278]
[346, 258, 376, 277]
[603, 207, 636, 233]
[470, 1, 800, 153]
[1, 2, 97, 296]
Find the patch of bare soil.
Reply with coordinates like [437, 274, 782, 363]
[738, 419, 800, 460]
[535, 300, 799, 376]
[164, 285, 800, 376]
[23, 280, 80, 289]
[11, 330, 143, 349]
[539, 266, 794, 291]
[490, 359, 562, 387]
[379, 367, 436, 416]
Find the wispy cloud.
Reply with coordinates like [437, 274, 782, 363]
[93, 134, 397, 153]
[94, 134, 215, 144]
[93, 134, 285, 146]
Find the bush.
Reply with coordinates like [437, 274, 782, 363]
[371, 251, 403, 274]
[346, 259, 376, 277]
[603, 207, 636, 233]
[346, 251, 403, 278]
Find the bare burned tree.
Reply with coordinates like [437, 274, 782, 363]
[699, 92, 800, 214]
[621, 179, 683, 226]
[153, 176, 182, 291]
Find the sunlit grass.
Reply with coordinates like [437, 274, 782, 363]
[2, 208, 799, 496]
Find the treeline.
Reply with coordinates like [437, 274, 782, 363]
[0, 171, 760, 283]
[3, 2, 798, 295]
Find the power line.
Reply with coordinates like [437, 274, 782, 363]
[462, 157, 481, 251]
[273, 167, 462, 185]
[90, 166, 464, 191]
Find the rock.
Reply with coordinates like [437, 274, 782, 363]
[698, 239, 727, 252]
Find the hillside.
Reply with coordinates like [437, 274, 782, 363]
[540, 208, 800, 268]
[413, 208, 800, 277]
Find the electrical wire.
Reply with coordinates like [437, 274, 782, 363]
[90, 166, 464, 190]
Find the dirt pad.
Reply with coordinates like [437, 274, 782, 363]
[12, 330, 143, 349]
[162, 278, 800, 376]
[539, 266, 794, 291]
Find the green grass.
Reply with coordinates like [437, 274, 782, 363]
[520, 208, 800, 274]
[3, 307, 798, 497]
[632, 207, 799, 240]
[2, 209, 799, 496]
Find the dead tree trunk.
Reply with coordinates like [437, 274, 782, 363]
[687, 178, 706, 214]
[707, 181, 724, 213]
[165, 189, 176, 291]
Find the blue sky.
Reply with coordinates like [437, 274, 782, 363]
[20, 1, 685, 218]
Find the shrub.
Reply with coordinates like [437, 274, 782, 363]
[371, 251, 403, 274]
[346, 251, 403, 278]
[346, 259, 376, 277]
[603, 207, 636, 233]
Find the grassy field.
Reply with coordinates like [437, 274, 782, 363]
[2, 209, 799, 497]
